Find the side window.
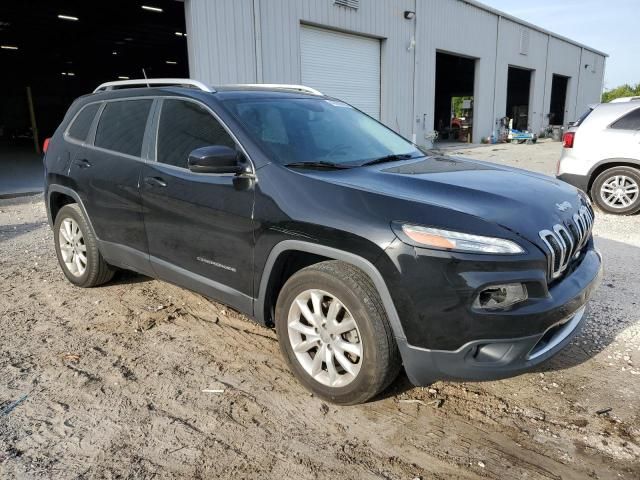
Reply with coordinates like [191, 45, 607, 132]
[95, 99, 153, 156]
[611, 108, 640, 130]
[67, 103, 100, 142]
[156, 99, 235, 169]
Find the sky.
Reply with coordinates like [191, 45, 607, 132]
[480, 0, 640, 90]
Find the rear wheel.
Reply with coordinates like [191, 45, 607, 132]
[53, 204, 115, 287]
[591, 166, 640, 215]
[275, 261, 400, 405]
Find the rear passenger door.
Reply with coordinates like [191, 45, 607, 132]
[140, 98, 255, 313]
[69, 98, 154, 274]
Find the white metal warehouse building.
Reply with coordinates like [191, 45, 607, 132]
[183, 0, 606, 145]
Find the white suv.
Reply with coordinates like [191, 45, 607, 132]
[557, 102, 640, 215]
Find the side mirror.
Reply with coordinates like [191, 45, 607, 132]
[187, 145, 246, 174]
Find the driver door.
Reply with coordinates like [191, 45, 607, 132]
[140, 98, 256, 313]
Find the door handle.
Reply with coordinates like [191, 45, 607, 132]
[74, 158, 92, 168]
[144, 176, 168, 188]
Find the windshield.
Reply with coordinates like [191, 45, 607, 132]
[221, 97, 422, 166]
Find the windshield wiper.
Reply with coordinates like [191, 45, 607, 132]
[359, 154, 416, 167]
[285, 161, 351, 170]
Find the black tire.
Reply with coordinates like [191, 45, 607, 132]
[590, 166, 640, 215]
[275, 260, 401, 405]
[53, 204, 115, 287]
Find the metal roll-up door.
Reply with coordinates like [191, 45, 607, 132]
[300, 25, 381, 119]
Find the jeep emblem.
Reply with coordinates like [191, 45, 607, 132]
[556, 201, 572, 212]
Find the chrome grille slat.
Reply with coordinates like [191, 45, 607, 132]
[539, 206, 593, 280]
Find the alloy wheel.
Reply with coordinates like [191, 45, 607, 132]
[287, 289, 363, 388]
[58, 218, 87, 277]
[600, 175, 639, 209]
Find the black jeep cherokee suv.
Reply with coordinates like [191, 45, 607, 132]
[44, 79, 602, 405]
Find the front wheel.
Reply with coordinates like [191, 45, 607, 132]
[591, 167, 640, 215]
[275, 261, 400, 405]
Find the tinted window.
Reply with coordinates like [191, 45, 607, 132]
[611, 108, 640, 130]
[67, 103, 100, 142]
[156, 99, 235, 169]
[95, 99, 153, 156]
[222, 98, 421, 166]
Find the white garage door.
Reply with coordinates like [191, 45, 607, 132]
[300, 25, 381, 119]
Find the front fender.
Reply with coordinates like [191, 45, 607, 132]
[254, 240, 407, 342]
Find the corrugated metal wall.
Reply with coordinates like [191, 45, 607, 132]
[257, 0, 417, 137]
[185, 0, 257, 84]
[185, 0, 606, 144]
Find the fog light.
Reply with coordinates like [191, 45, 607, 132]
[473, 283, 528, 310]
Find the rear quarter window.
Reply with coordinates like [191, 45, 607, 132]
[610, 108, 640, 130]
[67, 103, 100, 142]
[94, 99, 153, 157]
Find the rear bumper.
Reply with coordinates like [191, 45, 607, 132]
[399, 248, 602, 385]
[557, 173, 589, 193]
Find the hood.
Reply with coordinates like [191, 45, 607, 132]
[295, 155, 589, 241]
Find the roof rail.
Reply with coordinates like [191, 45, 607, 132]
[609, 96, 640, 103]
[94, 78, 214, 93]
[223, 84, 323, 96]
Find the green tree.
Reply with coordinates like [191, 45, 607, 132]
[451, 96, 473, 117]
[601, 83, 640, 102]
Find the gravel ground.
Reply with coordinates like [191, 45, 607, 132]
[1, 141, 639, 479]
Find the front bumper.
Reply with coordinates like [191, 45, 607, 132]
[394, 247, 603, 385]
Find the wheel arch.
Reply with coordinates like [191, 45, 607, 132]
[255, 240, 406, 342]
[47, 185, 97, 238]
[587, 158, 640, 193]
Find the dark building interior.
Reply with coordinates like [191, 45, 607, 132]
[506, 66, 532, 131]
[549, 74, 569, 126]
[434, 51, 475, 142]
[0, 0, 187, 194]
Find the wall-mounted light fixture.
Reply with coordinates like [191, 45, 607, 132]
[404, 10, 415, 20]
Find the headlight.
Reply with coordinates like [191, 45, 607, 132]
[398, 224, 525, 254]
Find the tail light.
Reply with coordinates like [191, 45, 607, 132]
[563, 132, 575, 148]
[43, 137, 51, 153]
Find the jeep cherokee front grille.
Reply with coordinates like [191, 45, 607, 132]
[539, 205, 594, 280]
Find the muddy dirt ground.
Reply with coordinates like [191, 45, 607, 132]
[1, 142, 639, 479]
